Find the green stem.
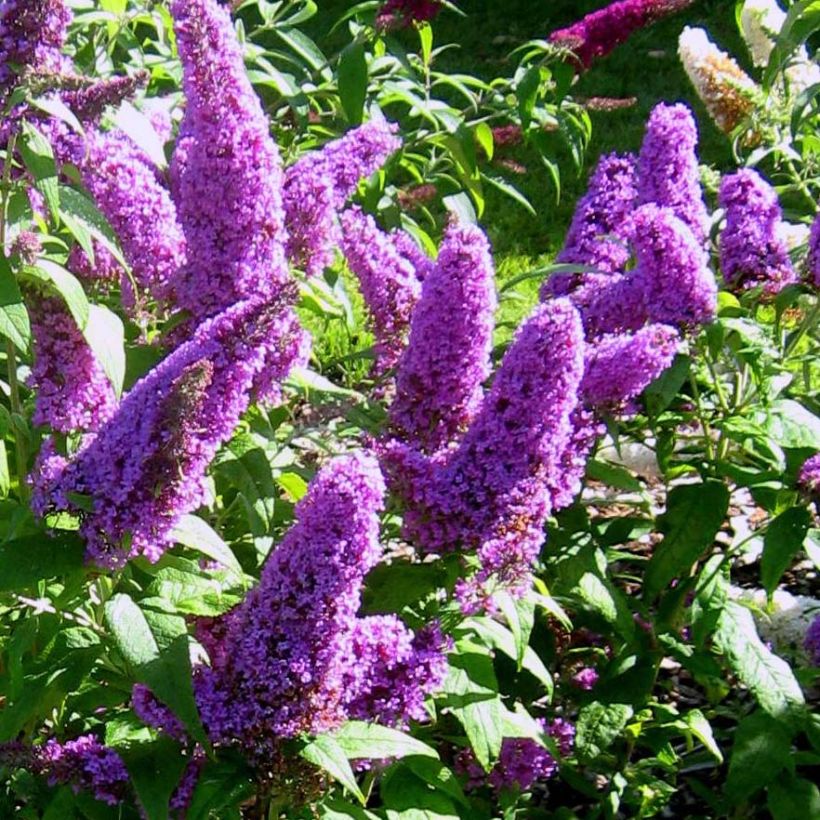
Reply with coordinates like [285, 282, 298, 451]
[785, 158, 817, 214]
[689, 373, 715, 466]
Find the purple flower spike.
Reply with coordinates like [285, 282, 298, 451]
[0, 0, 71, 101]
[808, 215, 820, 288]
[31, 294, 306, 568]
[582, 323, 680, 409]
[719, 169, 799, 295]
[131, 684, 187, 742]
[28, 297, 118, 433]
[633, 204, 717, 329]
[339, 207, 422, 374]
[798, 453, 820, 501]
[169, 0, 289, 321]
[637, 103, 709, 244]
[571, 667, 599, 690]
[194, 452, 387, 752]
[542, 152, 637, 301]
[34, 735, 129, 806]
[389, 221, 497, 453]
[805, 615, 820, 666]
[76, 129, 187, 308]
[342, 617, 449, 727]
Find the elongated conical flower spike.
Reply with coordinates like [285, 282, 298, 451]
[389, 221, 497, 453]
[678, 27, 758, 135]
[385, 300, 585, 609]
[31, 294, 307, 568]
[542, 152, 636, 301]
[719, 169, 798, 295]
[283, 120, 401, 276]
[0, 0, 71, 102]
[807, 215, 820, 288]
[73, 129, 187, 307]
[339, 207, 422, 374]
[28, 297, 118, 433]
[169, 0, 289, 321]
[636, 103, 709, 244]
[194, 452, 386, 748]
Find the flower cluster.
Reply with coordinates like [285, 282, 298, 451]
[389, 221, 497, 453]
[71, 129, 187, 307]
[339, 207, 424, 374]
[798, 453, 820, 502]
[31, 295, 307, 568]
[376, 0, 443, 30]
[719, 169, 797, 295]
[678, 27, 759, 136]
[549, 0, 694, 69]
[457, 718, 575, 793]
[34, 735, 129, 807]
[0, 0, 71, 102]
[131, 684, 187, 742]
[805, 615, 820, 666]
[169, 0, 289, 321]
[283, 119, 401, 276]
[193, 452, 446, 756]
[28, 297, 118, 433]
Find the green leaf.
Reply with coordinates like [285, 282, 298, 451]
[767, 772, 820, 820]
[683, 709, 723, 763]
[495, 590, 534, 669]
[380, 766, 460, 819]
[301, 734, 365, 804]
[19, 121, 59, 221]
[714, 602, 805, 721]
[171, 514, 242, 574]
[0, 253, 31, 353]
[762, 400, 820, 449]
[644, 354, 690, 417]
[0, 532, 85, 591]
[725, 711, 791, 803]
[691, 554, 728, 647]
[338, 42, 368, 125]
[401, 757, 468, 808]
[474, 121, 493, 160]
[442, 650, 504, 769]
[761, 507, 811, 596]
[124, 737, 189, 820]
[575, 702, 633, 761]
[83, 305, 126, 397]
[104, 594, 207, 745]
[644, 482, 730, 600]
[585, 459, 643, 492]
[27, 260, 89, 330]
[332, 721, 438, 760]
[59, 186, 128, 270]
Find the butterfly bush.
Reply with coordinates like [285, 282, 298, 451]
[457, 718, 575, 792]
[169, 0, 289, 321]
[339, 207, 423, 374]
[283, 119, 401, 276]
[678, 27, 759, 136]
[31, 294, 307, 567]
[376, 0, 443, 30]
[0, 0, 71, 101]
[194, 452, 445, 755]
[799, 453, 820, 501]
[384, 299, 586, 610]
[28, 297, 118, 433]
[69, 129, 187, 307]
[389, 221, 497, 453]
[807, 217, 820, 288]
[805, 616, 820, 666]
[549, 0, 694, 69]
[636, 102, 709, 244]
[541, 152, 637, 302]
[719, 169, 798, 295]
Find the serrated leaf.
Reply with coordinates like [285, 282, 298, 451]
[714, 602, 805, 721]
[644, 482, 729, 599]
[761, 507, 811, 596]
[684, 709, 723, 763]
[301, 734, 365, 804]
[171, 514, 242, 574]
[762, 400, 820, 449]
[575, 702, 632, 760]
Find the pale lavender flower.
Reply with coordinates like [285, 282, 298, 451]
[31, 294, 306, 567]
[28, 297, 118, 433]
[339, 207, 422, 374]
[571, 667, 599, 690]
[637, 103, 709, 244]
[169, 0, 289, 320]
[719, 169, 798, 295]
[389, 221, 497, 453]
